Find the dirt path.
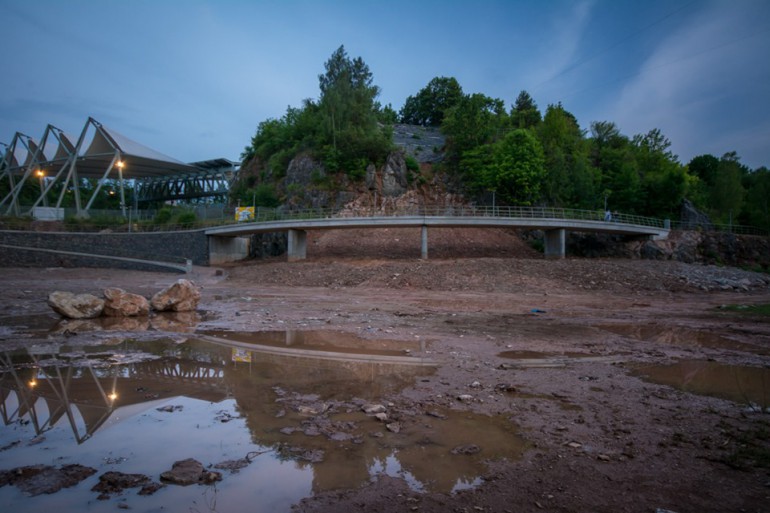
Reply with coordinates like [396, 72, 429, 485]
[1, 253, 769, 512]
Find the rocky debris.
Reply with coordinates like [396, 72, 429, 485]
[362, 404, 387, 414]
[47, 291, 104, 319]
[570, 229, 770, 271]
[91, 471, 163, 499]
[386, 422, 402, 433]
[212, 458, 250, 473]
[103, 287, 150, 317]
[0, 464, 96, 496]
[159, 458, 221, 486]
[277, 445, 325, 463]
[211, 451, 270, 474]
[156, 404, 184, 413]
[151, 279, 201, 312]
[48, 281, 204, 321]
[392, 124, 446, 163]
[451, 444, 481, 455]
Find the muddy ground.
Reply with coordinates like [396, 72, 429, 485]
[2, 228, 770, 512]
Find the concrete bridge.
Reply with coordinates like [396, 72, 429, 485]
[205, 206, 670, 262]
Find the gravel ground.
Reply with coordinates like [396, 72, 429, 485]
[2, 227, 770, 513]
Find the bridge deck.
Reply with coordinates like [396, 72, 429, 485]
[205, 214, 669, 239]
[205, 207, 670, 262]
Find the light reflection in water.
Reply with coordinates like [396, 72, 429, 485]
[0, 333, 526, 512]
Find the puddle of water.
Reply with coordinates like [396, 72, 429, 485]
[0, 334, 525, 512]
[497, 350, 621, 367]
[629, 360, 770, 411]
[197, 329, 424, 359]
[601, 324, 768, 355]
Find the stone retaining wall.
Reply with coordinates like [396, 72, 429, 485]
[0, 229, 209, 272]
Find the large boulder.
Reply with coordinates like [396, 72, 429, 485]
[151, 279, 201, 312]
[47, 291, 104, 319]
[103, 288, 149, 317]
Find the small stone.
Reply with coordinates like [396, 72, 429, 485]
[451, 444, 481, 455]
[386, 422, 401, 433]
[598, 454, 611, 462]
[362, 404, 386, 414]
[566, 442, 582, 449]
[374, 412, 388, 422]
[160, 459, 221, 486]
[457, 394, 473, 402]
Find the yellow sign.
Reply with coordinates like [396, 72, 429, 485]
[231, 348, 252, 363]
[235, 206, 254, 222]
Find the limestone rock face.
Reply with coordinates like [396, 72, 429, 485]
[103, 288, 150, 317]
[150, 279, 201, 312]
[381, 152, 409, 197]
[680, 199, 714, 231]
[47, 291, 104, 319]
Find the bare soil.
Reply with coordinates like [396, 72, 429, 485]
[2, 227, 770, 513]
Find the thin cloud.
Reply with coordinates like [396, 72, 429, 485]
[605, 0, 770, 167]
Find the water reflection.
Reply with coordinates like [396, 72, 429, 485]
[0, 332, 524, 506]
[602, 324, 768, 354]
[629, 360, 770, 411]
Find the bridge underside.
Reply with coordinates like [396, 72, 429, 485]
[207, 218, 668, 265]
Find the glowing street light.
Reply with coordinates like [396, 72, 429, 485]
[35, 170, 48, 206]
[115, 159, 127, 217]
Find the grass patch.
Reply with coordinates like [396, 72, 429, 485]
[722, 424, 770, 470]
[719, 304, 770, 316]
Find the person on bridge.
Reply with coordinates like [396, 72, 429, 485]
[604, 210, 612, 222]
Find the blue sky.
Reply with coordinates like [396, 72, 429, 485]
[1, 0, 769, 169]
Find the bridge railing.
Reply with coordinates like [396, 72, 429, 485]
[240, 205, 668, 229]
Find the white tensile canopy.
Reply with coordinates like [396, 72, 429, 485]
[0, 117, 230, 217]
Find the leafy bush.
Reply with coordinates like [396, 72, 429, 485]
[175, 211, 197, 227]
[154, 207, 173, 224]
[405, 155, 419, 172]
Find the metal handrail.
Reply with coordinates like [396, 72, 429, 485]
[2, 205, 768, 235]
[236, 205, 667, 229]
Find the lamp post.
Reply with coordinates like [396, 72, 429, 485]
[116, 160, 127, 218]
[36, 170, 48, 207]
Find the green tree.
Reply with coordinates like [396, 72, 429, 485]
[633, 128, 688, 218]
[741, 166, 770, 231]
[685, 154, 720, 209]
[399, 76, 464, 127]
[537, 103, 596, 208]
[590, 121, 642, 213]
[441, 93, 507, 165]
[510, 90, 542, 130]
[709, 152, 747, 224]
[317, 45, 391, 176]
[460, 129, 545, 205]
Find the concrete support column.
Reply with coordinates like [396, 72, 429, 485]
[208, 236, 250, 265]
[544, 228, 566, 259]
[288, 229, 307, 261]
[421, 225, 428, 259]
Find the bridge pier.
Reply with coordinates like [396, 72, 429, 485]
[544, 228, 565, 259]
[288, 229, 307, 261]
[421, 225, 428, 259]
[208, 236, 250, 265]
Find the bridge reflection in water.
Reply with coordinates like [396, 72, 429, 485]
[0, 332, 522, 498]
